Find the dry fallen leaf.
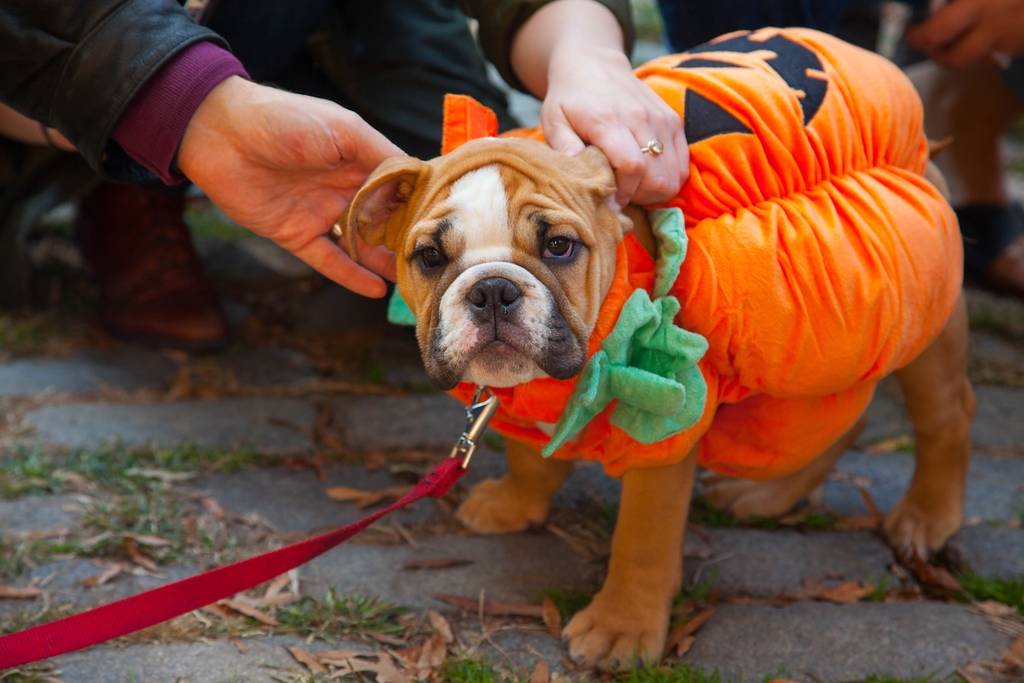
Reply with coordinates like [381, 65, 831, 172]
[124, 532, 174, 547]
[833, 514, 881, 532]
[421, 631, 448, 668]
[325, 484, 410, 509]
[263, 574, 291, 601]
[288, 645, 327, 674]
[813, 580, 875, 605]
[201, 496, 226, 520]
[864, 435, 914, 453]
[201, 603, 237, 620]
[854, 484, 883, 521]
[956, 666, 990, 683]
[541, 597, 562, 638]
[900, 551, 962, 595]
[402, 558, 474, 571]
[777, 509, 812, 526]
[975, 600, 1018, 618]
[530, 660, 551, 683]
[123, 538, 159, 573]
[318, 649, 409, 683]
[433, 593, 545, 618]
[80, 563, 126, 588]
[673, 635, 696, 657]
[8, 527, 69, 541]
[366, 630, 408, 647]
[666, 607, 715, 655]
[427, 609, 454, 644]
[1005, 635, 1024, 669]
[0, 584, 44, 599]
[219, 598, 279, 626]
[124, 467, 196, 484]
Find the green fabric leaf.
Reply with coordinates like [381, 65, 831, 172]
[650, 207, 687, 299]
[542, 209, 708, 457]
[387, 288, 417, 326]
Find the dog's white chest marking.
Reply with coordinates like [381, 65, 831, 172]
[448, 165, 512, 263]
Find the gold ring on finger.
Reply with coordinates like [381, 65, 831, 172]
[640, 138, 664, 156]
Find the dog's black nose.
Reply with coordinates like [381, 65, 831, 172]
[468, 277, 522, 317]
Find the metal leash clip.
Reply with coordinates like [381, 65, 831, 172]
[449, 387, 499, 469]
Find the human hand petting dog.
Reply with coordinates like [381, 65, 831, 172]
[907, 0, 1024, 69]
[512, 0, 688, 208]
[177, 76, 400, 298]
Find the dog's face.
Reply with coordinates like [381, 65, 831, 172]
[344, 138, 627, 389]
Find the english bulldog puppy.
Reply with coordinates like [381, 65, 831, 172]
[338, 29, 974, 670]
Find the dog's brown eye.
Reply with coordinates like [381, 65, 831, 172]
[417, 247, 445, 271]
[542, 236, 576, 261]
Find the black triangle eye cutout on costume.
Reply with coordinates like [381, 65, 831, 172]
[684, 90, 752, 142]
[674, 33, 828, 144]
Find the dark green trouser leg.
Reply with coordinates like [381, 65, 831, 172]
[303, 0, 518, 158]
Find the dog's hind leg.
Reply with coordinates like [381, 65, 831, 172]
[456, 438, 573, 534]
[702, 420, 863, 520]
[884, 293, 975, 557]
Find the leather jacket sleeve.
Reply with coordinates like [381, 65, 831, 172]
[458, 0, 635, 92]
[0, 0, 226, 175]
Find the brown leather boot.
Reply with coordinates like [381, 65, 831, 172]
[77, 181, 229, 352]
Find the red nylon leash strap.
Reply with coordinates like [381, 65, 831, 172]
[0, 456, 466, 670]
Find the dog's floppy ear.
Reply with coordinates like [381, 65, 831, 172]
[343, 156, 431, 259]
[572, 146, 617, 200]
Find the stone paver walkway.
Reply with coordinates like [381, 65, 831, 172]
[0, 226, 1021, 683]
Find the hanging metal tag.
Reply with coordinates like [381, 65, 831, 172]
[448, 387, 499, 469]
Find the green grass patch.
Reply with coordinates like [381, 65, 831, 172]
[0, 443, 271, 499]
[440, 659, 525, 683]
[677, 568, 720, 604]
[617, 664, 742, 683]
[689, 497, 738, 529]
[689, 497, 841, 532]
[868, 576, 890, 602]
[0, 604, 73, 637]
[960, 573, 1024, 615]
[858, 675, 962, 683]
[0, 444, 278, 573]
[0, 309, 71, 358]
[800, 511, 839, 531]
[276, 590, 408, 642]
[0, 663, 64, 683]
[538, 587, 594, 620]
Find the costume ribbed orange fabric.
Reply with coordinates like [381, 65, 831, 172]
[446, 27, 961, 479]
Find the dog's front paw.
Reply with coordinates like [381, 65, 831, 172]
[456, 478, 549, 534]
[884, 495, 962, 558]
[562, 590, 668, 670]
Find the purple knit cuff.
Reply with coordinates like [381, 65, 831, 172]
[113, 42, 249, 184]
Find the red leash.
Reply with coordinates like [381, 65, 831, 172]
[0, 457, 466, 669]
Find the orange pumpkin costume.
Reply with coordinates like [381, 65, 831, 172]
[444, 28, 961, 479]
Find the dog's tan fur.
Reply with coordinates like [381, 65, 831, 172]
[344, 141, 973, 670]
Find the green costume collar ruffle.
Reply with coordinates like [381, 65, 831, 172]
[541, 208, 708, 456]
